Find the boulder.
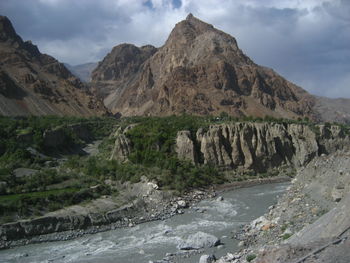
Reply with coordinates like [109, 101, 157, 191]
[199, 254, 216, 263]
[178, 232, 220, 250]
[13, 168, 38, 178]
[177, 200, 188, 208]
[216, 196, 224, 201]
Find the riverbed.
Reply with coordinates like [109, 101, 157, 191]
[0, 182, 288, 263]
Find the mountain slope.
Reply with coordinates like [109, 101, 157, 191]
[314, 96, 350, 124]
[0, 16, 107, 116]
[92, 14, 316, 119]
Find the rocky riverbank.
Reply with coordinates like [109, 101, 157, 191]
[211, 149, 350, 263]
[0, 181, 212, 249]
[0, 176, 289, 251]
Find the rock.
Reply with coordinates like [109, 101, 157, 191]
[216, 196, 224, 201]
[261, 223, 275, 231]
[148, 182, 159, 190]
[177, 200, 188, 208]
[13, 168, 38, 178]
[110, 126, 133, 162]
[178, 232, 220, 250]
[176, 130, 197, 163]
[238, 241, 245, 247]
[331, 189, 342, 202]
[199, 254, 216, 263]
[251, 216, 269, 230]
[164, 229, 172, 235]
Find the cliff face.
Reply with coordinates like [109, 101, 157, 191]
[0, 16, 107, 116]
[110, 122, 349, 173]
[175, 123, 348, 172]
[92, 14, 315, 120]
[91, 44, 157, 104]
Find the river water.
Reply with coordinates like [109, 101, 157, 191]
[0, 182, 288, 263]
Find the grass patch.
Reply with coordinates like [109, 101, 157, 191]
[0, 188, 79, 203]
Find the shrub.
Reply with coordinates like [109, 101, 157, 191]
[246, 254, 257, 262]
[282, 233, 292, 240]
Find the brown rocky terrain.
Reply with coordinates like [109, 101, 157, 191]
[91, 44, 157, 102]
[92, 14, 316, 119]
[213, 149, 350, 263]
[0, 16, 107, 116]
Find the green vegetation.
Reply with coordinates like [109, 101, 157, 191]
[281, 224, 289, 232]
[125, 115, 224, 191]
[282, 233, 293, 240]
[0, 114, 348, 223]
[0, 187, 112, 223]
[0, 115, 117, 169]
[0, 116, 118, 222]
[246, 254, 257, 262]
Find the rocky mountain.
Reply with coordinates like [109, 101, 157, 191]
[65, 62, 97, 82]
[0, 16, 107, 116]
[91, 44, 157, 101]
[92, 14, 316, 119]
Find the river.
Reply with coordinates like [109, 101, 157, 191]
[0, 182, 288, 263]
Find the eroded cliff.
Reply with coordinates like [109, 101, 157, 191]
[111, 122, 349, 173]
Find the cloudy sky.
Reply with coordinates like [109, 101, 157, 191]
[1, 0, 349, 98]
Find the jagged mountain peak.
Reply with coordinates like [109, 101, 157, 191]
[0, 15, 21, 43]
[92, 15, 316, 119]
[161, 14, 249, 69]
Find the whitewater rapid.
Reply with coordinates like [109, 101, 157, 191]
[0, 182, 288, 263]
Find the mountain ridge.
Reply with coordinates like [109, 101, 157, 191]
[0, 15, 107, 116]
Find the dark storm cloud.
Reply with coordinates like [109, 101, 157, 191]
[0, 0, 349, 98]
[0, 0, 129, 41]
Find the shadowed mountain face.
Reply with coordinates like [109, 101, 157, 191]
[92, 14, 316, 119]
[0, 16, 107, 116]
